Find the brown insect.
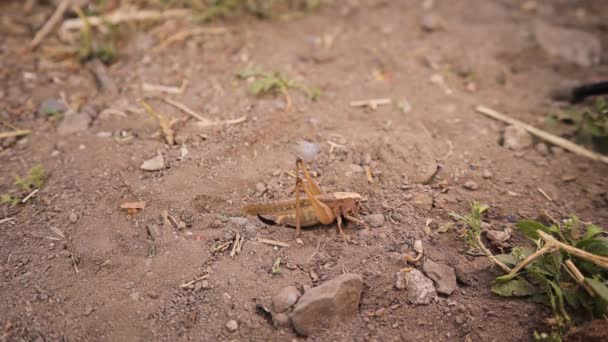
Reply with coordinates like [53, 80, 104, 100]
[241, 158, 365, 240]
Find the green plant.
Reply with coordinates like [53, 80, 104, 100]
[493, 217, 608, 336]
[236, 68, 320, 110]
[450, 202, 488, 251]
[2, 164, 45, 206]
[74, 6, 117, 64]
[553, 97, 608, 153]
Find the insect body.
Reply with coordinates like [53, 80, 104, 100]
[241, 158, 365, 240]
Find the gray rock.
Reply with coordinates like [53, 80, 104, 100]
[463, 181, 478, 191]
[57, 112, 91, 136]
[502, 125, 533, 150]
[535, 22, 601, 67]
[423, 259, 457, 295]
[69, 212, 79, 223]
[272, 312, 292, 328]
[404, 269, 437, 305]
[395, 271, 406, 290]
[229, 217, 248, 226]
[290, 273, 363, 336]
[225, 320, 238, 332]
[255, 182, 267, 193]
[420, 13, 445, 32]
[364, 214, 385, 227]
[129, 291, 141, 301]
[272, 286, 301, 313]
[349, 164, 364, 173]
[38, 99, 68, 117]
[146, 223, 162, 240]
[535, 143, 549, 156]
[141, 155, 165, 171]
[293, 140, 321, 162]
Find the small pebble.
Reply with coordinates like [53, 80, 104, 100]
[255, 182, 267, 193]
[225, 320, 238, 332]
[69, 212, 79, 223]
[463, 181, 478, 190]
[482, 170, 493, 179]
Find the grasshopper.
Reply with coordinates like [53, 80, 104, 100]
[241, 158, 365, 240]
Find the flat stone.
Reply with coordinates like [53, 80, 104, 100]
[140, 155, 165, 171]
[423, 259, 457, 295]
[57, 112, 91, 136]
[229, 217, 248, 226]
[502, 125, 533, 151]
[272, 286, 301, 313]
[404, 269, 436, 305]
[290, 273, 363, 336]
[38, 98, 68, 117]
[364, 214, 385, 227]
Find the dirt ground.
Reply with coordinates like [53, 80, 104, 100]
[1, 0, 608, 341]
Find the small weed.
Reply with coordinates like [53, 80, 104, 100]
[74, 7, 117, 64]
[493, 217, 607, 338]
[236, 67, 320, 110]
[449, 201, 488, 252]
[552, 97, 608, 153]
[2, 164, 45, 206]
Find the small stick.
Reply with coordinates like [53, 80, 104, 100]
[506, 230, 608, 279]
[21, 189, 39, 203]
[142, 80, 187, 94]
[306, 238, 322, 264]
[364, 166, 374, 183]
[476, 235, 512, 273]
[564, 259, 594, 296]
[476, 105, 608, 164]
[230, 232, 241, 257]
[153, 26, 231, 52]
[71, 252, 79, 274]
[258, 238, 290, 248]
[162, 97, 209, 122]
[196, 115, 247, 128]
[60, 8, 190, 34]
[0, 130, 31, 139]
[0, 217, 16, 224]
[537, 187, 553, 202]
[30, 0, 71, 49]
[349, 98, 391, 110]
[179, 274, 209, 288]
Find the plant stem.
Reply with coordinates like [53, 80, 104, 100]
[476, 235, 512, 273]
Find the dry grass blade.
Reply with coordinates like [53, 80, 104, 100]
[179, 274, 209, 288]
[153, 27, 231, 52]
[162, 98, 209, 122]
[196, 115, 247, 128]
[142, 80, 188, 94]
[139, 100, 176, 145]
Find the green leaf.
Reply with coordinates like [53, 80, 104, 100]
[517, 220, 551, 240]
[495, 253, 518, 267]
[582, 224, 604, 241]
[585, 278, 608, 302]
[492, 279, 537, 297]
[495, 273, 518, 283]
[579, 238, 608, 256]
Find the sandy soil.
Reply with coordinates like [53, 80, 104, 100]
[1, 0, 607, 341]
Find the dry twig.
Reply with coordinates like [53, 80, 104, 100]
[60, 8, 190, 35]
[30, 0, 71, 49]
[476, 105, 608, 164]
[349, 98, 391, 110]
[153, 26, 231, 52]
[258, 238, 290, 248]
